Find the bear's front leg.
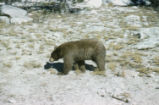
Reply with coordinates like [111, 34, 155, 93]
[93, 56, 106, 76]
[95, 55, 105, 71]
[63, 56, 73, 75]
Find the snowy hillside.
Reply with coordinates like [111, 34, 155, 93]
[0, 3, 159, 105]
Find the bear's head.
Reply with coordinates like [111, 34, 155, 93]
[49, 46, 62, 62]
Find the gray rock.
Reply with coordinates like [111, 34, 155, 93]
[104, 0, 132, 6]
[0, 16, 10, 24]
[0, 5, 27, 18]
[103, 0, 150, 6]
[85, 0, 102, 8]
[0, 5, 33, 24]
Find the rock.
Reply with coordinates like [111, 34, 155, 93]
[131, 0, 151, 5]
[135, 27, 159, 49]
[85, 0, 102, 8]
[103, 0, 150, 6]
[0, 5, 27, 18]
[105, 0, 132, 6]
[0, 5, 33, 24]
[124, 15, 141, 27]
[0, 16, 10, 24]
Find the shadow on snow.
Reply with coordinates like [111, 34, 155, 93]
[44, 62, 96, 73]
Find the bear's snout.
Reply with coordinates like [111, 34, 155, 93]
[49, 57, 54, 62]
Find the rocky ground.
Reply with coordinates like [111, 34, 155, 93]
[0, 4, 159, 105]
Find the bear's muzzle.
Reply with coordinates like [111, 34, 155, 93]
[49, 57, 54, 62]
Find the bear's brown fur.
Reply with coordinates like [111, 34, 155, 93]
[49, 39, 106, 75]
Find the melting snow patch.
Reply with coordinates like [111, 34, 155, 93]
[136, 27, 159, 49]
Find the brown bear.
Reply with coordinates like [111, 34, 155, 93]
[49, 38, 106, 75]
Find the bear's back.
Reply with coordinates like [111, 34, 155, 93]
[59, 39, 105, 60]
[60, 39, 100, 50]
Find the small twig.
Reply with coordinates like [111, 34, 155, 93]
[112, 95, 129, 103]
[155, 87, 159, 89]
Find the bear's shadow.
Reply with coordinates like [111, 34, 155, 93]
[44, 62, 96, 72]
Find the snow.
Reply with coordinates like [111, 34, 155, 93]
[11, 17, 33, 24]
[0, 16, 10, 24]
[0, 67, 158, 105]
[0, 4, 159, 105]
[124, 15, 141, 27]
[136, 27, 159, 49]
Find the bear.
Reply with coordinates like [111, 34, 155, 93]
[49, 38, 106, 75]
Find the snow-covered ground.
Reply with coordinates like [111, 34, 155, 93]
[0, 5, 159, 105]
